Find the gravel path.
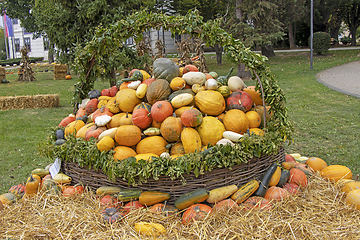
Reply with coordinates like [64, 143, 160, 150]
[316, 61, 360, 98]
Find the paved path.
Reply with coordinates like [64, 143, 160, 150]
[316, 61, 360, 98]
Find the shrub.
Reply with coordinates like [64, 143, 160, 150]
[309, 32, 331, 55]
[340, 36, 351, 45]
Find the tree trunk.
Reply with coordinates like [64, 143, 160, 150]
[48, 43, 54, 64]
[329, 27, 340, 42]
[288, 23, 296, 49]
[110, 69, 116, 87]
[214, 44, 223, 66]
[261, 45, 275, 58]
[236, 0, 243, 19]
[350, 26, 357, 46]
[237, 63, 252, 78]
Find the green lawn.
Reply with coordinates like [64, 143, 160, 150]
[0, 50, 359, 194]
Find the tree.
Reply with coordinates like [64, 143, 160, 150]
[337, 0, 360, 46]
[277, 0, 307, 49]
[223, 0, 284, 57]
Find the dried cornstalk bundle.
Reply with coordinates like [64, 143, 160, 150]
[155, 39, 166, 59]
[193, 38, 208, 72]
[1, 175, 360, 239]
[176, 37, 194, 67]
[17, 47, 36, 82]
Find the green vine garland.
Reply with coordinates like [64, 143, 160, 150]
[42, 9, 293, 185]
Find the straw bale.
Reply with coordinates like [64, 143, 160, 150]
[54, 64, 68, 73]
[0, 94, 60, 111]
[54, 72, 68, 80]
[1, 175, 360, 239]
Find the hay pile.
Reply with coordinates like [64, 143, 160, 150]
[0, 94, 60, 111]
[54, 64, 68, 80]
[1, 175, 360, 239]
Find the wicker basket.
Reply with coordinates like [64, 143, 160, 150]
[62, 147, 285, 204]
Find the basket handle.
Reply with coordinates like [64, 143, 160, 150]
[252, 69, 266, 130]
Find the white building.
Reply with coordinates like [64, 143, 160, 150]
[3, 18, 49, 61]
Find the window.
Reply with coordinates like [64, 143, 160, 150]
[12, 19, 18, 25]
[43, 37, 50, 51]
[14, 38, 20, 52]
[24, 37, 31, 52]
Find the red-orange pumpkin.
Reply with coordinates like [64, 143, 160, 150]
[243, 196, 272, 211]
[132, 108, 152, 129]
[180, 108, 203, 127]
[182, 204, 212, 225]
[148, 203, 179, 216]
[213, 199, 239, 212]
[283, 183, 301, 195]
[109, 86, 118, 97]
[183, 64, 199, 73]
[123, 201, 145, 214]
[84, 125, 106, 140]
[289, 168, 308, 188]
[58, 115, 76, 127]
[92, 106, 113, 122]
[264, 186, 290, 201]
[85, 98, 99, 115]
[226, 91, 253, 112]
[151, 101, 173, 122]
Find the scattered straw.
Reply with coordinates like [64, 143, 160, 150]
[0, 94, 60, 111]
[1, 175, 360, 239]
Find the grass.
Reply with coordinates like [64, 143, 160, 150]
[0, 49, 359, 194]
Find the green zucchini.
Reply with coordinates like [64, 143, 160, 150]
[231, 179, 259, 203]
[116, 189, 143, 202]
[276, 169, 291, 187]
[174, 189, 209, 210]
[252, 163, 278, 197]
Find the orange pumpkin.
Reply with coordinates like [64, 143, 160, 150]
[115, 125, 142, 146]
[65, 75, 72, 80]
[306, 157, 328, 172]
[113, 146, 137, 161]
[136, 136, 168, 156]
[345, 189, 360, 210]
[182, 204, 212, 225]
[223, 109, 250, 134]
[160, 116, 183, 142]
